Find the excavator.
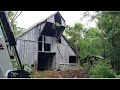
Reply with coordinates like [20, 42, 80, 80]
[0, 11, 31, 78]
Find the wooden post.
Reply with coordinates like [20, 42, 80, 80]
[42, 35, 44, 51]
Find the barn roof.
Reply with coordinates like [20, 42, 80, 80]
[17, 11, 65, 39]
[26, 11, 65, 31]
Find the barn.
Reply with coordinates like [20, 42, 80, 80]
[16, 12, 79, 71]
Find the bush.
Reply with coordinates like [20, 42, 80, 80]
[83, 60, 116, 78]
[23, 64, 34, 78]
[11, 59, 21, 70]
[83, 63, 92, 71]
[89, 60, 115, 78]
[23, 64, 34, 73]
[80, 59, 85, 66]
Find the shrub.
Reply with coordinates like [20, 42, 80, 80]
[11, 59, 21, 70]
[89, 60, 115, 78]
[23, 64, 34, 73]
[83, 63, 91, 71]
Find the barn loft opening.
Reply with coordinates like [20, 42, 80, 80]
[69, 56, 77, 63]
[38, 35, 45, 41]
[37, 52, 56, 70]
[38, 42, 51, 51]
[39, 36, 42, 41]
[38, 35, 51, 51]
[41, 13, 65, 41]
[38, 42, 42, 51]
[44, 43, 51, 51]
[54, 13, 61, 24]
[58, 38, 61, 43]
[41, 22, 56, 37]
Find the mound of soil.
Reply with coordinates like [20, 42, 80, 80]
[32, 67, 89, 78]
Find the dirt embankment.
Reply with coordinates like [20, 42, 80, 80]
[32, 67, 89, 78]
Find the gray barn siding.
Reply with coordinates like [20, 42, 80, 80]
[61, 36, 76, 56]
[16, 26, 40, 66]
[18, 26, 39, 41]
[53, 36, 76, 69]
[17, 40, 38, 65]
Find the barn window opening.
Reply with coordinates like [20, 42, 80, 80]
[58, 38, 61, 43]
[44, 43, 51, 51]
[69, 56, 77, 63]
[39, 35, 45, 42]
[54, 13, 61, 24]
[44, 36, 45, 41]
[39, 36, 42, 41]
[38, 42, 42, 51]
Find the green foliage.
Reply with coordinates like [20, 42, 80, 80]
[64, 11, 120, 78]
[7, 11, 24, 37]
[11, 59, 21, 70]
[95, 11, 120, 73]
[22, 64, 34, 78]
[83, 63, 91, 72]
[85, 60, 115, 78]
[64, 23, 85, 58]
[23, 64, 34, 74]
[64, 23, 104, 60]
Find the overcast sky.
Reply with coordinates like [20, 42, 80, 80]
[15, 11, 97, 29]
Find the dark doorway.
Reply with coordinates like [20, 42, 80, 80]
[69, 56, 77, 63]
[37, 52, 56, 70]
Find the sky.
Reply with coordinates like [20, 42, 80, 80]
[15, 11, 97, 29]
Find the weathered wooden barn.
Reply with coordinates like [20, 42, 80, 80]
[16, 12, 78, 71]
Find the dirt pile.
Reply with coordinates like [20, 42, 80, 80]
[32, 67, 89, 78]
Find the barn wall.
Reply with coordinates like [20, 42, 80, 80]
[16, 26, 40, 66]
[41, 35, 76, 69]
[17, 27, 76, 70]
[17, 40, 38, 65]
[54, 36, 76, 69]
[61, 36, 76, 56]
[51, 53, 56, 69]
[18, 26, 40, 41]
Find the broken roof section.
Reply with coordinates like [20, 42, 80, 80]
[17, 11, 66, 39]
[41, 11, 66, 40]
[28, 11, 65, 31]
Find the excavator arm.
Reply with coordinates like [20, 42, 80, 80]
[0, 11, 31, 78]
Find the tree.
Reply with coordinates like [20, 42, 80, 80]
[95, 11, 120, 73]
[7, 11, 24, 37]
[64, 22, 104, 63]
[64, 23, 85, 58]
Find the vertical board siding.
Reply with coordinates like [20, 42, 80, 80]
[19, 26, 39, 41]
[61, 36, 76, 56]
[17, 40, 38, 65]
[17, 26, 39, 66]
